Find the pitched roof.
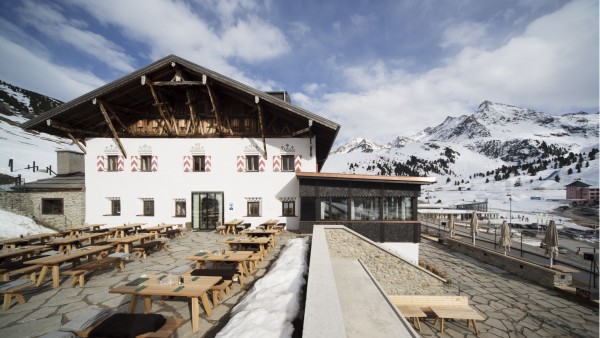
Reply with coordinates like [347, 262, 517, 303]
[296, 172, 437, 185]
[566, 180, 591, 187]
[12, 172, 85, 191]
[21, 54, 340, 169]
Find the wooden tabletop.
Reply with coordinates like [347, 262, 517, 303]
[0, 245, 48, 262]
[0, 233, 55, 248]
[220, 237, 270, 245]
[224, 219, 244, 225]
[107, 233, 153, 244]
[23, 245, 114, 266]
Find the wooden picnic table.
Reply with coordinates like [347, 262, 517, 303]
[261, 219, 280, 230]
[111, 224, 145, 238]
[186, 251, 253, 278]
[24, 245, 114, 288]
[47, 233, 107, 253]
[431, 305, 485, 336]
[107, 233, 153, 254]
[144, 224, 174, 239]
[223, 219, 244, 235]
[240, 229, 279, 247]
[219, 237, 270, 257]
[0, 245, 48, 265]
[109, 275, 221, 333]
[61, 224, 105, 237]
[0, 233, 56, 249]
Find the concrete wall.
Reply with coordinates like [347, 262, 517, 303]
[85, 137, 316, 229]
[0, 191, 85, 230]
[325, 227, 446, 295]
[57, 150, 85, 175]
[445, 238, 572, 288]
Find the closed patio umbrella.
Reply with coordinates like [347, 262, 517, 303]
[470, 212, 478, 245]
[499, 220, 511, 255]
[448, 215, 455, 238]
[543, 220, 559, 268]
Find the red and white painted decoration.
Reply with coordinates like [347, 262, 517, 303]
[117, 156, 124, 171]
[97, 155, 105, 171]
[151, 156, 158, 172]
[183, 156, 192, 172]
[273, 155, 281, 172]
[205, 156, 212, 172]
[131, 156, 139, 172]
[237, 156, 245, 172]
[259, 156, 266, 172]
[294, 155, 302, 172]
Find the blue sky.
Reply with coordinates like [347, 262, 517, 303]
[0, 0, 597, 146]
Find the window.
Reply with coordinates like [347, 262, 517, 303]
[383, 197, 413, 220]
[319, 197, 348, 220]
[143, 200, 154, 216]
[107, 155, 119, 172]
[193, 155, 206, 172]
[175, 201, 186, 217]
[140, 155, 152, 172]
[351, 197, 380, 220]
[246, 155, 259, 172]
[282, 201, 295, 216]
[281, 155, 294, 172]
[111, 199, 121, 216]
[42, 198, 63, 215]
[247, 201, 260, 216]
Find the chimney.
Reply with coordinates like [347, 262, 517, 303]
[56, 150, 85, 175]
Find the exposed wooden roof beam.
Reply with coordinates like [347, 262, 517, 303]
[142, 75, 176, 135]
[291, 126, 311, 136]
[66, 132, 87, 154]
[97, 100, 128, 158]
[46, 119, 103, 136]
[152, 81, 203, 86]
[255, 96, 267, 157]
[95, 98, 128, 132]
[205, 81, 222, 135]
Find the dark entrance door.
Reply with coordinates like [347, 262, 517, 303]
[191, 192, 223, 230]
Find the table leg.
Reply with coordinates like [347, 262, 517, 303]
[143, 297, 152, 313]
[199, 292, 213, 317]
[128, 295, 139, 313]
[3, 293, 12, 310]
[239, 262, 249, 276]
[36, 266, 48, 287]
[191, 296, 199, 333]
[471, 319, 479, 336]
[440, 318, 444, 334]
[51, 266, 60, 288]
[124, 244, 130, 254]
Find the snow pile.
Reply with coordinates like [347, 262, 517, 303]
[0, 208, 56, 238]
[216, 237, 310, 338]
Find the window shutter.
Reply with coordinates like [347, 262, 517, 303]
[131, 156, 139, 172]
[183, 156, 191, 172]
[237, 155, 245, 172]
[259, 156, 266, 172]
[205, 156, 212, 172]
[273, 155, 281, 172]
[96, 155, 105, 171]
[118, 156, 125, 171]
[151, 156, 158, 172]
[294, 155, 302, 172]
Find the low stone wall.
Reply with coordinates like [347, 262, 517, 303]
[0, 191, 85, 230]
[325, 227, 446, 295]
[445, 238, 572, 288]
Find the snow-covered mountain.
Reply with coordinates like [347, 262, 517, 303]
[324, 101, 599, 190]
[0, 80, 77, 184]
[330, 137, 388, 154]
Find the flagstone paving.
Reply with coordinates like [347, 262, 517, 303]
[418, 239, 599, 337]
[0, 230, 301, 338]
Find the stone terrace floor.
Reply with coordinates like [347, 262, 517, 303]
[418, 239, 599, 338]
[0, 230, 302, 338]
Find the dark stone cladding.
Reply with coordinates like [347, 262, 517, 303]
[300, 222, 421, 243]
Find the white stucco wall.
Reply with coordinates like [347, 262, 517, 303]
[85, 137, 316, 230]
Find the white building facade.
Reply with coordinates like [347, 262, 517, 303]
[86, 137, 315, 230]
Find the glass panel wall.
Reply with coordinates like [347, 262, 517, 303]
[318, 197, 348, 220]
[384, 196, 413, 220]
[351, 197, 380, 220]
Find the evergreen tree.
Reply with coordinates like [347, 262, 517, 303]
[567, 168, 573, 175]
[554, 175, 560, 182]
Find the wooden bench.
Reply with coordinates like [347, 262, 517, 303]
[209, 280, 233, 307]
[0, 279, 34, 310]
[0, 265, 40, 283]
[388, 295, 485, 336]
[132, 241, 166, 260]
[62, 257, 125, 287]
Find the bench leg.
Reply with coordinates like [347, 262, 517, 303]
[3, 293, 12, 311]
[78, 274, 85, 288]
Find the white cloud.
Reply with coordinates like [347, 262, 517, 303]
[302, 82, 325, 95]
[67, 0, 288, 87]
[440, 21, 488, 48]
[0, 35, 105, 101]
[305, 0, 598, 145]
[17, 0, 135, 73]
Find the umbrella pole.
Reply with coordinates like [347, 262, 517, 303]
[550, 256, 553, 268]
